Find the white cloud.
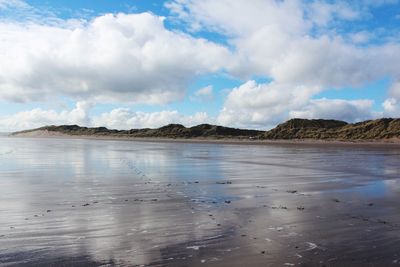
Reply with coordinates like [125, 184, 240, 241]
[388, 80, 400, 99]
[217, 80, 376, 129]
[349, 31, 372, 44]
[191, 85, 214, 101]
[0, 102, 213, 132]
[382, 81, 400, 117]
[167, 0, 400, 87]
[290, 98, 374, 122]
[217, 80, 320, 129]
[2, 0, 400, 131]
[92, 109, 211, 129]
[0, 12, 231, 104]
[382, 98, 400, 117]
[166, 0, 308, 37]
[167, 0, 400, 128]
[0, 101, 92, 132]
[308, 1, 360, 27]
[0, 0, 62, 25]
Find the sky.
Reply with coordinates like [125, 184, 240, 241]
[1, 0, 400, 131]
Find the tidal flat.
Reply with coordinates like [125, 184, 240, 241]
[1, 136, 400, 266]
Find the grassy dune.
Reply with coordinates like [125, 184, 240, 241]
[12, 118, 400, 141]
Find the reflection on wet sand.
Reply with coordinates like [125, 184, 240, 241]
[1, 137, 400, 266]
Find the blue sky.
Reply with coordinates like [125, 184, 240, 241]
[0, 0, 400, 131]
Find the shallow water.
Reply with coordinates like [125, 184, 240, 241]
[1, 137, 400, 266]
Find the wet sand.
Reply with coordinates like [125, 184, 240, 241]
[1, 136, 400, 266]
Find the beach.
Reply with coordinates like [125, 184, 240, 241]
[1, 136, 400, 266]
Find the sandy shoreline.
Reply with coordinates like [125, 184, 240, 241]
[11, 129, 400, 147]
[2, 136, 400, 266]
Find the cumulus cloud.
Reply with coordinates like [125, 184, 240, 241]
[217, 80, 320, 129]
[92, 109, 211, 129]
[382, 81, 400, 117]
[2, 0, 400, 131]
[168, 0, 400, 86]
[290, 98, 374, 122]
[0, 101, 92, 132]
[168, 0, 400, 128]
[217, 80, 376, 129]
[0, 12, 231, 104]
[382, 98, 400, 117]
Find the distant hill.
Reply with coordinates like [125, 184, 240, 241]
[262, 118, 400, 140]
[12, 118, 400, 142]
[12, 123, 263, 139]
